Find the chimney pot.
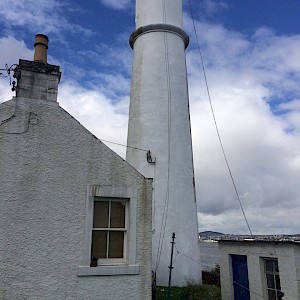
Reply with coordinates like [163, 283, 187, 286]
[34, 34, 49, 63]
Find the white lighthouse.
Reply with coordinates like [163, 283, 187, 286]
[127, 0, 201, 286]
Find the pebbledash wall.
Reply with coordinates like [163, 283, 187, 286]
[219, 240, 300, 300]
[0, 38, 152, 300]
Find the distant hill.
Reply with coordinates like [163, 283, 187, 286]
[199, 231, 224, 238]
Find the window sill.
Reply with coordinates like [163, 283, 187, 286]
[78, 265, 139, 276]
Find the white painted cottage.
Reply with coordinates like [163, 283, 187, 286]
[0, 35, 153, 300]
[219, 239, 300, 300]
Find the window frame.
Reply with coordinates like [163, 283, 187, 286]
[92, 198, 128, 265]
[78, 185, 139, 276]
[263, 258, 283, 300]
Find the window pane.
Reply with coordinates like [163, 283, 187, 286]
[274, 260, 279, 272]
[268, 289, 276, 300]
[275, 274, 281, 290]
[91, 231, 107, 259]
[108, 231, 124, 258]
[110, 201, 126, 228]
[93, 201, 109, 228]
[266, 260, 274, 272]
[266, 274, 275, 289]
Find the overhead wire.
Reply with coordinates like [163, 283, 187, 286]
[174, 244, 202, 266]
[152, 162, 157, 233]
[232, 281, 267, 299]
[186, 0, 253, 236]
[172, 247, 179, 266]
[0, 99, 148, 151]
[99, 138, 148, 152]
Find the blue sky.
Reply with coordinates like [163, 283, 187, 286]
[195, 0, 300, 35]
[1, 0, 300, 235]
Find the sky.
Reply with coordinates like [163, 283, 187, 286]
[1, 0, 300, 235]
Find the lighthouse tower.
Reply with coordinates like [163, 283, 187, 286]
[127, 0, 201, 286]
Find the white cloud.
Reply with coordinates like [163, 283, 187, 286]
[100, 0, 132, 10]
[0, 37, 33, 102]
[277, 99, 300, 112]
[58, 82, 129, 158]
[187, 19, 300, 234]
[0, 79, 14, 104]
[185, 0, 228, 20]
[0, 0, 92, 37]
[0, 37, 33, 64]
[201, 0, 228, 17]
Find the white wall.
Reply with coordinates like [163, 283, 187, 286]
[294, 245, 300, 297]
[219, 241, 300, 300]
[136, 0, 183, 28]
[0, 94, 152, 300]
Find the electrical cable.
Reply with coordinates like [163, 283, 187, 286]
[0, 112, 37, 135]
[174, 244, 202, 266]
[186, 0, 253, 236]
[99, 138, 148, 152]
[0, 98, 17, 127]
[232, 281, 267, 299]
[155, 0, 172, 272]
[152, 163, 157, 233]
[172, 248, 179, 266]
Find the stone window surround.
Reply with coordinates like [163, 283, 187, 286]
[78, 185, 139, 276]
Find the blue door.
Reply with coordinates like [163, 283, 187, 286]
[231, 255, 250, 300]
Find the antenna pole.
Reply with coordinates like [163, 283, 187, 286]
[167, 232, 176, 300]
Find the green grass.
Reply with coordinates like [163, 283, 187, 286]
[154, 284, 221, 300]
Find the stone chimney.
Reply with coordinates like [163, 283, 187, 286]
[15, 34, 61, 102]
